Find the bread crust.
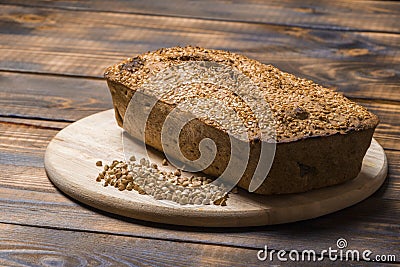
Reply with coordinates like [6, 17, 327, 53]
[105, 46, 379, 194]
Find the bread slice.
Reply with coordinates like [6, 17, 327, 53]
[104, 46, 379, 195]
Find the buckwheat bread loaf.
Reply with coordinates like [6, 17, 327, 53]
[104, 46, 379, 195]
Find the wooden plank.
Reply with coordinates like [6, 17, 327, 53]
[0, 5, 399, 102]
[0, 72, 112, 122]
[0, 121, 59, 168]
[0, 185, 398, 257]
[2, 0, 399, 33]
[377, 150, 400, 201]
[0, 223, 266, 267]
[357, 100, 400, 152]
[1, 224, 394, 266]
[0, 116, 68, 130]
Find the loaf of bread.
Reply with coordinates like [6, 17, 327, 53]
[104, 46, 379, 195]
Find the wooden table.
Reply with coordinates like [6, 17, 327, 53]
[0, 1, 398, 266]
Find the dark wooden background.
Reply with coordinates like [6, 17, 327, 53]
[0, 0, 399, 266]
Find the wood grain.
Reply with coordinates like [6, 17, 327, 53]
[0, 5, 398, 102]
[2, 223, 396, 266]
[0, 72, 112, 121]
[377, 150, 400, 201]
[0, 116, 68, 130]
[0, 121, 57, 168]
[358, 100, 400, 152]
[2, 0, 399, 33]
[0, 185, 398, 256]
[0, 223, 268, 267]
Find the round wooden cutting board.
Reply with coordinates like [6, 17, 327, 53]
[45, 109, 388, 227]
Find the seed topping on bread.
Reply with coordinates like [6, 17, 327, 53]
[105, 46, 378, 142]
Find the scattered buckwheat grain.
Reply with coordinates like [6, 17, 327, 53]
[95, 157, 229, 206]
